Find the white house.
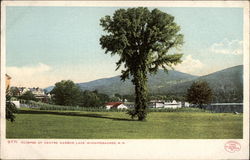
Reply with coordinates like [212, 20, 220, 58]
[105, 102, 128, 109]
[30, 87, 45, 96]
[182, 102, 190, 107]
[12, 100, 20, 108]
[149, 100, 165, 108]
[164, 100, 182, 108]
[19, 87, 29, 94]
[149, 100, 182, 108]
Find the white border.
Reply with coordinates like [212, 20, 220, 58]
[0, 1, 7, 156]
[0, 0, 248, 7]
[1, 1, 249, 159]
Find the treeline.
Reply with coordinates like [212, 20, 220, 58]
[49, 80, 140, 107]
[50, 80, 114, 107]
[9, 80, 135, 107]
[21, 100, 210, 113]
[42, 80, 187, 107]
[212, 90, 243, 103]
[15, 79, 238, 109]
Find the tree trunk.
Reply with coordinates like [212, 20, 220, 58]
[198, 104, 203, 109]
[133, 70, 148, 121]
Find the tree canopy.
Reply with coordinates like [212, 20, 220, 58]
[186, 81, 213, 108]
[19, 91, 37, 102]
[79, 90, 109, 107]
[50, 80, 110, 107]
[10, 87, 20, 97]
[51, 80, 81, 106]
[100, 7, 183, 120]
[6, 89, 17, 122]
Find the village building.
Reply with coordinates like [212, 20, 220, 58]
[164, 100, 182, 108]
[18, 87, 29, 95]
[14, 87, 49, 102]
[149, 100, 165, 108]
[149, 100, 182, 108]
[105, 102, 128, 109]
[181, 102, 190, 107]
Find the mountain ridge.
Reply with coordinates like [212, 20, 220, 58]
[45, 65, 243, 102]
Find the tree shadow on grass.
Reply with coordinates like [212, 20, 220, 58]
[18, 110, 135, 121]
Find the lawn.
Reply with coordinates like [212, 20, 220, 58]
[6, 108, 243, 139]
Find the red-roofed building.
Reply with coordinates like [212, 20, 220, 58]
[105, 102, 128, 109]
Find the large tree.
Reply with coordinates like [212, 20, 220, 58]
[51, 80, 81, 106]
[10, 86, 20, 97]
[100, 7, 184, 120]
[186, 81, 213, 109]
[6, 89, 17, 122]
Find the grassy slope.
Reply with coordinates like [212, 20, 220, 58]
[6, 109, 242, 139]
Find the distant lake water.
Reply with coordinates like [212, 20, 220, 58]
[204, 103, 243, 113]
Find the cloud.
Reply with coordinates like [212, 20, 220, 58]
[7, 63, 53, 88]
[174, 55, 204, 75]
[7, 63, 51, 76]
[6, 63, 121, 88]
[210, 39, 243, 55]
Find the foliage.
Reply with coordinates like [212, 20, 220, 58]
[21, 100, 212, 113]
[160, 65, 243, 103]
[19, 91, 37, 102]
[10, 86, 20, 97]
[6, 89, 18, 122]
[186, 81, 213, 109]
[100, 7, 183, 120]
[51, 80, 81, 106]
[7, 109, 242, 139]
[80, 90, 100, 107]
[122, 94, 135, 102]
[77, 65, 243, 103]
[50, 80, 111, 107]
[96, 92, 110, 105]
[109, 96, 121, 102]
[79, 90, 109, 107]
[21, 100, 124, 112]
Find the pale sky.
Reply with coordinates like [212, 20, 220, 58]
[6, 7, 243, 88]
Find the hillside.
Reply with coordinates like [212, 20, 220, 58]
[77, 70, 197, 95]
[45, 70, 197, 94]
[45, 65, 243, 102]
[162, 65, 243, 102]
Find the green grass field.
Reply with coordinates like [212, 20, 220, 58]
[6, 108, 243, 139]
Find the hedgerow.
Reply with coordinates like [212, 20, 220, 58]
[20, 101, 210, 112]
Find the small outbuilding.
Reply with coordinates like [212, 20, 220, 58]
[164, 100, 182, 108]
[12, 101, 20, 108]
[105, 102, 128, 109]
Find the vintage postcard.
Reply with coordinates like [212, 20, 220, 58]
[1, 1, 249, 159]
